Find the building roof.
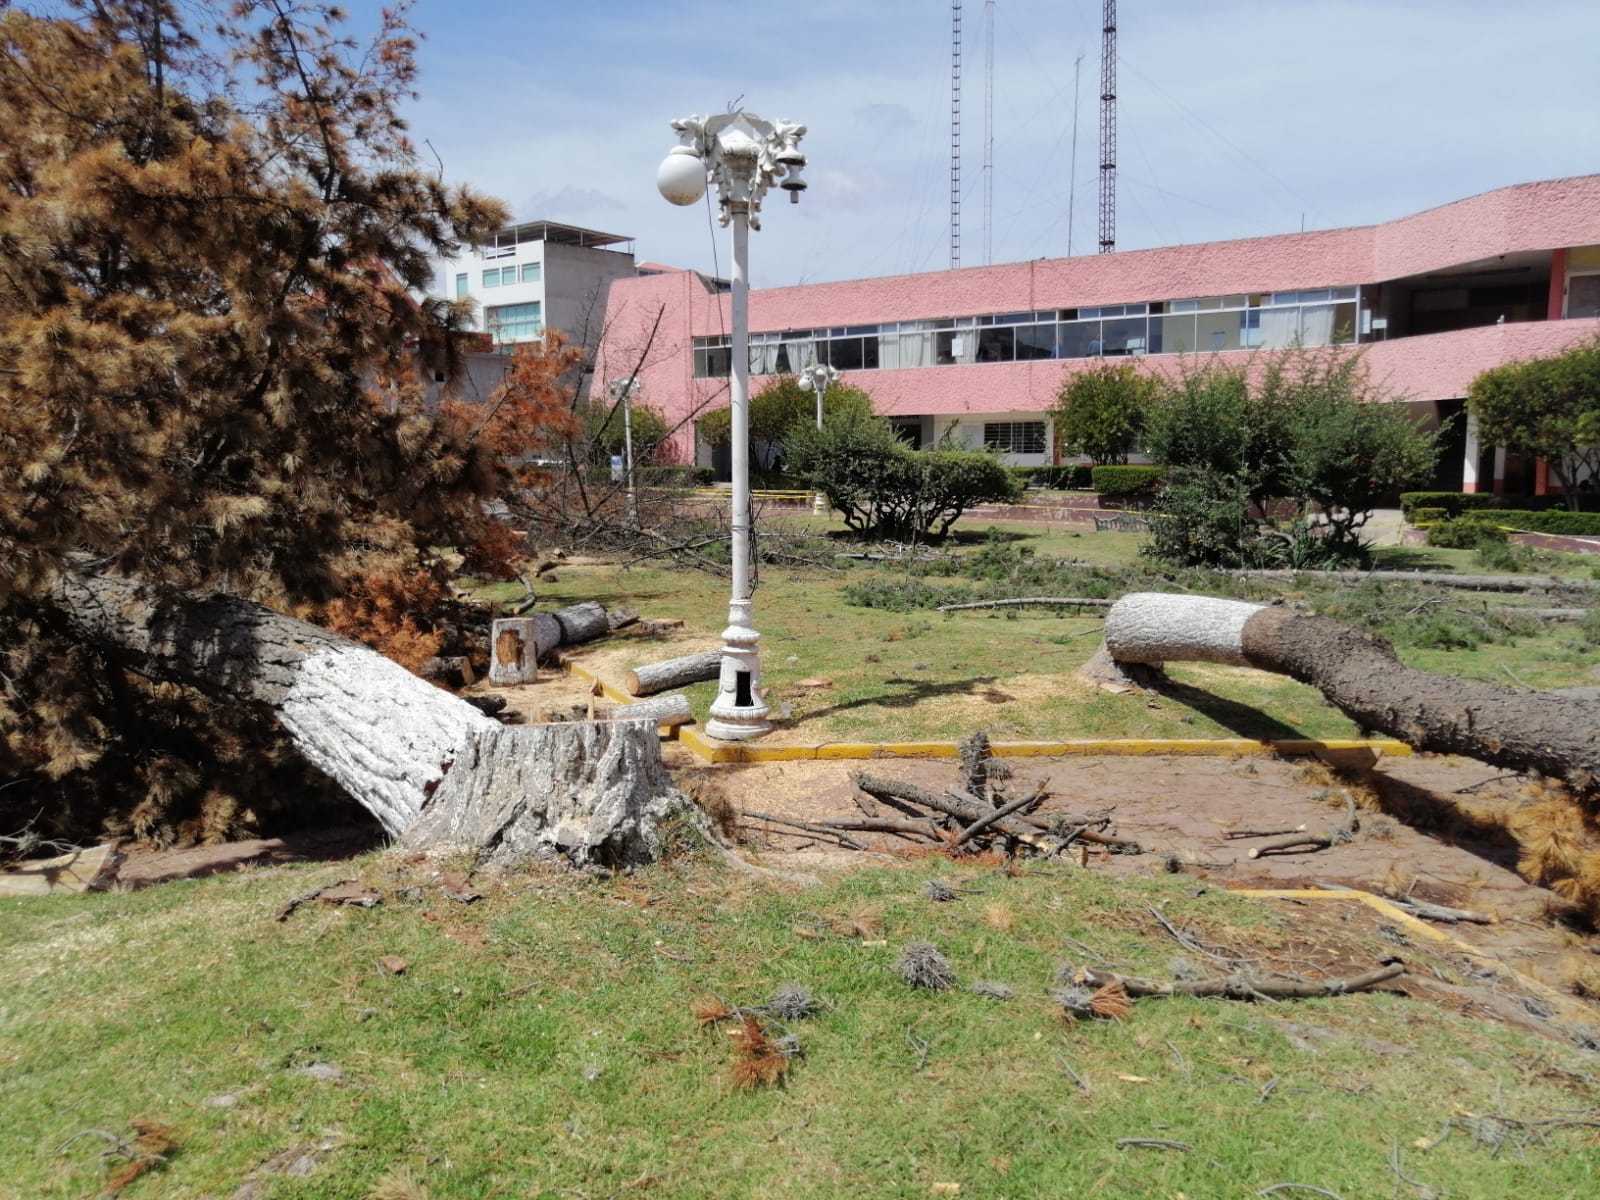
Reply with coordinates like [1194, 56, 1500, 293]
[498, 220, 632, 249]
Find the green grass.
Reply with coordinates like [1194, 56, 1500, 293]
[3, 854, 1596, 1199]
[500, 519, 1600, 745]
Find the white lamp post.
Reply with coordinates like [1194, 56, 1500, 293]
[796, 362, 840, 516]
[658, 110, 808, 741]
[607, 376, 641, 526]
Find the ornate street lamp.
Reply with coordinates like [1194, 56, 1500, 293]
[795, 362, 840, 516]
[607, 376, 641, 527]
[658, 110, 808, 741]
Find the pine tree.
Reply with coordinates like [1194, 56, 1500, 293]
[0, 1, 519, 842]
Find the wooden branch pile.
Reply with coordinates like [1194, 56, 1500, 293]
[744, 733, 1142, 859]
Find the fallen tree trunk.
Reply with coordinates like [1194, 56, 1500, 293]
[624, 649, 722, 696]
[45, 570, 692, 861]
[1101, 592, 1600, 789]
[1228, 569, 1600, 594]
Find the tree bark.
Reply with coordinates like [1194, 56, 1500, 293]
[596, 693, 693, 728]
[554, 601, 610, 645]
[44, 570, 692, 858]
[1102, 592, 1600, 789]
[399, 720, 689, 868]
[624, 650, 722, 696]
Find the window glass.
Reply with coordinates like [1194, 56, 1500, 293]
[975, 326, 1015, 362]
[521, 263, 542, 284]
[1156, 313, 1196, 354]
[1014, 323, 1057, 360]
[455, 273, 468, 298]
[1101, 316, 1148, 355]
[1568, 274, 1600, 318]
[983, 421, 1047, 455]
[486, 301, 541, 342]
[482, 269, 499, 287]
[1058, 319, 1099, 359]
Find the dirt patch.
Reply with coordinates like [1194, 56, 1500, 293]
[678, 746, 1600, 1027]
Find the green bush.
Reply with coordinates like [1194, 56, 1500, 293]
[1141, 474, 1256, 569]
[787, 406, 1020, 540]
[1008, 465, 1094, 490]
[1091, 465, 1164, 496]
[642, 465, 713, 487]
[1487, 510, 1600, 537]
[1427, 518, 1508, 549]
[1399, 491, 1600, 520]
[1409, 507, 1448, 524]
[1399, 491, 1500, 520]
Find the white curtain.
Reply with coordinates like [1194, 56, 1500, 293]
[749, 341, 779, 376]
[783, 338, 816, 370]
[1258, 308, 1301, 349]
[1298, 305, 1335, 346]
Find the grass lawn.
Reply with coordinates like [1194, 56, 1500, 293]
[495, 517, 1600, 745]
[3, 851, 1597, 1198]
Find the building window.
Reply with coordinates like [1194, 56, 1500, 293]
[983, 421, 1047, 455]
[486, 302, 542, 342]
[455, 273, 468, 299]
[521, 262, 542, 284]
[482, 268, 499, 288]
[1570, 274, 1600, 319]
[693, 336, 733, 378]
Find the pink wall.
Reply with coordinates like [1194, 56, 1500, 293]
[597, 176, 1600, 461]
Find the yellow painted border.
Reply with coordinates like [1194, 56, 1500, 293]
[555, 655, 1411, 765]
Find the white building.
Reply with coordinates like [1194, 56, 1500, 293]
[439, 220, 638, 350]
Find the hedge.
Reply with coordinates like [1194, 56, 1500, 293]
[1091, 465, 1165, 496]
[1009, 465, 1095, 490]
[1400, 491, 1600, 520]
[1489, 510, 1600, 537]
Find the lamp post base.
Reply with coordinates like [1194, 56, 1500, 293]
[812, 493, 828, 516]
[704, 603, 770, 741]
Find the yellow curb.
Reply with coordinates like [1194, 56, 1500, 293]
[1231, 887, 1589, 1027]
[554, 656, 1412, 764]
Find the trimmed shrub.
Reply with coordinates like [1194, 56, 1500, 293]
[1489, 510, 1600, 537]
[1399, 491, 1500, 520]
[1427, 518, 1508, 549]
[1091, 465, 1164, 497]
[1409, 507, 1449, 525]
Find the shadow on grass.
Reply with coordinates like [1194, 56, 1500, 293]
[1147, 677, 1311, 741]
[808, 672, 1005, 717]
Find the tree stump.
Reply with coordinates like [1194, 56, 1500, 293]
[489, 618, 539, 685]
[45, 569, 696, 860]
[399, 720, 695, 869]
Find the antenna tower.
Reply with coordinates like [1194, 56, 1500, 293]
[950, 1, 962, 269]
[1097, 0, 1116, 253]
[983, 0, 995, 265]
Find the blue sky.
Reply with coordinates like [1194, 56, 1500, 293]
[374, 0, 1598, 287]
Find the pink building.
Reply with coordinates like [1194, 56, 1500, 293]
[594, 175, 1600, 495]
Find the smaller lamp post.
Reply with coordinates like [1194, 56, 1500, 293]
[607, 376, 641, 526]
[795, 363, 840, 516]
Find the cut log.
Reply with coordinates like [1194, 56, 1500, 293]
[44, 569, 693, 861]
[1102, 592, 1600, 789]
[554, 601, 610, 645]
[489, 618, 539, 685]
[624, 650, 723, 696]
[596, 693, 694, 728]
